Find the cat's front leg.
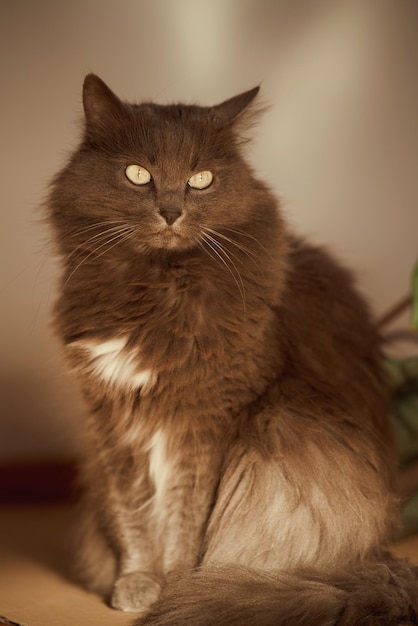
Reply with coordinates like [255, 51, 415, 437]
[108, 490, 164, 613]
[77, 497, 162, 613]
[150, 428, 224, 580]
[82, 450, 163, 613]
[110, 465, 220, 613]
[110, 438, 222, 613]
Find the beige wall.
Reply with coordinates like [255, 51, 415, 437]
[1, 0, 417, 460]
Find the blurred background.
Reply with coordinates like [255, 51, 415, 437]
[1, 0, 417, 465]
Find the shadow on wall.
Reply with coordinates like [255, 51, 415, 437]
[0, 366, 83, 461]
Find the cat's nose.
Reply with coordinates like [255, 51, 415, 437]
[159, 208, 182, 225]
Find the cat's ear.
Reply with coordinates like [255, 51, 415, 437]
[211, 87, 260, 125]
[82, 74, 126, 127]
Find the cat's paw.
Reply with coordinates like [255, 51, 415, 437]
[111, 571, 162, 613]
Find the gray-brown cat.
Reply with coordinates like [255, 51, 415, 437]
[48, 74, 418, 624]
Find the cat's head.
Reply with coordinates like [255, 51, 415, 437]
[50, 74, 275, 258]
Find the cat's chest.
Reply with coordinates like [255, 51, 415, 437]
[123, 262, 209, 327]
[67, 287, 223, 396]
[103, 262, 238, 352]
[65, 262, 269, 401]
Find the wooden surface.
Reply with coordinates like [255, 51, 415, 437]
[0, 502, 417, 626]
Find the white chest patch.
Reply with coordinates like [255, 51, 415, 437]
[71, 336, 155, 392]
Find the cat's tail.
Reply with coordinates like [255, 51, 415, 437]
[135, 558, 418, 626]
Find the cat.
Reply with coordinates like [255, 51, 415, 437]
[47, 73, 418, 625]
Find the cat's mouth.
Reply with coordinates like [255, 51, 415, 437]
[152, 224, 194, 251]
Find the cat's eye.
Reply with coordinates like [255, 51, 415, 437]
[125, 164, 152, 185]
[187, 171, 213, 190]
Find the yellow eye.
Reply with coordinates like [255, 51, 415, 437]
[125, 164, 152, 185]
[187, 171, 213, 190]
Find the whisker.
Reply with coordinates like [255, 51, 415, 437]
[200, 233, 246, 313]
[221, 226, 274, 260]
[202, 227, 266, 278]
[204, 229, 250, 289]
[203, 227, 259, 260]
[68, 224, 133, 264]
[69, 220, 129, 237]
[64, 226, 137, 287]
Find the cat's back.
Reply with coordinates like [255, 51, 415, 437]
[275, 236, 392, 451]
[283, 236, 379, 349]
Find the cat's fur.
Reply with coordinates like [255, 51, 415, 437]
[48, 74, 418, 624]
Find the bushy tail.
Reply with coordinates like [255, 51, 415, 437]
[136, 559, 418, 626]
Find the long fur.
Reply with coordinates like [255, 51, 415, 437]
[47, 74, 418, 624]
[140, 561, 418, 625]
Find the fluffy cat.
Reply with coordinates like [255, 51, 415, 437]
[48, 74, 418, 624]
